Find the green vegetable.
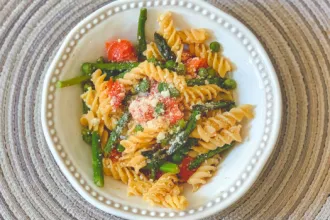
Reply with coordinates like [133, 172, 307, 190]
[160, 119, 187, 147]
[207, 67, 217, 78]
[158, 82, 169, 93]
[92, 131, 104, 187]
[81, 127, 92, 145]
[82, 101, 89, 114]
[104, 112, 130, 154]
[82, 82, 93, 92]
[113, 71, 127, 80]
[155, 102, 165, 116]
[222, 79, 237, 90]
[192, 101, 235, 112]
[176, 63, 186, 75]
[92, 62, 139, 72]
[96, 56, 105, 63]
[210, 41, 221, 52]
[135, 78, 150, 93]
[117, 144, 125, 153]
[137, 8, 147, 60]
[159, 162, 180, 174]
[143, 149, 167, 180]
[167, 110, 201, 155]
[154, 32, 176, 61]
[134, 124, 144, 132]
[82, 63, 93, 76]
[198, 68, 208, 78]
[189, 144, 233, 170]
[165, 60, 176, 69]
[169, 87, 180, 97]
[186, 77, 224, 87]
[172, 138, 198, 163]
[56, 75, 91, 88]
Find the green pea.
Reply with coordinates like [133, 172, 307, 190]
[134, 124, 144, 132]
[169, 87, 180, 97]
[176, 63, 186, 75]
[198, 68, 208, 78]
[210, 41, 221, 52]
[158, 82, 169, 93]
[81, 63, 93, 76]
[223, 79, 237, 90]
[155, 102, 165, 116]
[172, 153, 184, 164]
[159, 162, 180, 174]
[207, 67, 217, 78]
[117, 144, 125, 152]
[165, 60, 176, 69]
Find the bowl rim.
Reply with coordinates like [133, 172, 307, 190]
[41, 0, 282, 219]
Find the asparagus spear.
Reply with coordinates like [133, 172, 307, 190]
[154, 32, 176, 61]
[104, 112, 130, 154]
[188, 144, 233, 170]
[159, 162, 180, 174]
[137, 8, 147, 60]
[92, 131, 104, 187]
[81, 127, 92, 145]
[192, 101, 235, 112]
[142, 149, 167, 180]
[56, 75, 91, 88]
[171, 138, 198, 163]
[186, 77, 224, 87]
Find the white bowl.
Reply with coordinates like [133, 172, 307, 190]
[41, 0, 282, 219]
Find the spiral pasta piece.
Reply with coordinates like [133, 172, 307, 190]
[144, 173, 187, 209]
[183, 84, 230, 108]
[191, 105, 254, 141]
[189, 43, 232, 78]
[127, 178, 153, 196]
[103, 158, 147, 184]
[157, 12, 184, 62]
[119, 150, 147, 173]
[138, 61, 187, 91]
[81, 87, 99, 114]
[143, 42, 163, 60]
[187, 155, 220, 192]
[195, 125, 242, 151]
[120, 127, 160, 154]
[178, 28, 209, 44]
[116, 66, 145, 89]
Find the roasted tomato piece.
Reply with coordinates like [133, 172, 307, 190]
[105, 39, 138, 62]
[185, 57, 208, 77]
[107, 79, 126, 109]
[179, 156, 197, 182]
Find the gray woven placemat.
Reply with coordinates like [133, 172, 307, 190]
[1, 0, 330, 219]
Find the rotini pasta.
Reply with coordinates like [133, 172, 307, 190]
[187, 155, 220, 192]
[178, 28, 209, 44]
[183, 84, 230, 108]
[189, 43, 232, 78]
[191, 105, 254, 141]
[143, 42, 163, 60]
[127, 178, 153, 196]
[157, 12, 184, 62]
[119, 150, 147, 173]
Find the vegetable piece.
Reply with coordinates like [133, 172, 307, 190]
[137, 8, 147, 60]
[106, 39, 138, 62]
[81, 127, 92, 145]
[171, 138, 198, 163]
[158, 82, 180, 98]
[155, 102, 165, 116]
[134, 124, 144, 132]
[159, 162, 180, 174]
[165, 60, 176, 69]
[109, 148, 122, 162]
[107, 79, 126, 109]
[207, 67, 217, 78]
[167, 109, 201, 155]
[158, 82, 169, 93]
[154, 32, 176, 61]
[92, 131, 104, 187]
[82, 63, 94, 76]
[135, 78, 150, 93]
[143, 149, 167, 180]
[186, 77, 224, 87]
[176, 63, 186, 75]
[198, 68, 208, 78]
[104, 112, 130, 154]
[56, 75, 91, 88]
[222, 79, 237, 90]
[179, 156, 196, 182]
[181, 51, 192, 62]
[186, 57, 208, 77]
[82, 101, 89, 114]
[188, 144, 233, 170]
[96, 56, 105, 63]
[210, 41, 221, 52]
[169, 87, 180, 98]
[160, 119, 187, 147]
[117, 144, 125, 153]
[92, 62, 139, 72]
[192, 101, 235, 112]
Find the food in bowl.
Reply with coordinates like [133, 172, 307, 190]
[56, 8, 254, 210]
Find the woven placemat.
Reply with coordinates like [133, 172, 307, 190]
[1, 0, 330, 219]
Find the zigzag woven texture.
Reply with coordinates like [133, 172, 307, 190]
[1, 0, 330, 219]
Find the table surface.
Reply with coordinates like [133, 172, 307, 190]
[1, 0, 330, 219]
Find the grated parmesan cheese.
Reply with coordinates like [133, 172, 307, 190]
[160, 90, 170, 98]
[156, 132, 166, 143]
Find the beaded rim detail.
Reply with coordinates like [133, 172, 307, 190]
[41, 0, 282, 219]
